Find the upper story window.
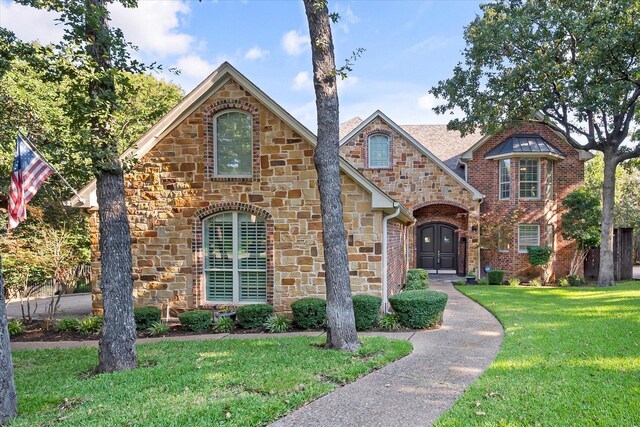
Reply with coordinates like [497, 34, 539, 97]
[499, 159, 511, 200]
[546, 160, 554, 201]
[519, 158, 540, 199]
[203, 211, 267, 303]
[214, 111, 252, 177]
[518, 224, 540, 253]
[368, 134, 390, 168]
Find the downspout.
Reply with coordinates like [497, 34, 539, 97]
[477, 197, 484, 279]
[382, 203, 401, 313]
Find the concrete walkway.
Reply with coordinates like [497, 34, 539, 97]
[272, 281, 503, 427]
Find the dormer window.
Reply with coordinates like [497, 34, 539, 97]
[368, 134, 390, 168]
[214, 111, 252, 177]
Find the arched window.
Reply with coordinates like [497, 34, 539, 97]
[368, 134, 390, 168]
[214, 111, 252, 177]
[203, 211, 267, 303]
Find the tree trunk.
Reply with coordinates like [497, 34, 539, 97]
[0, 256, 18, 425]
[304, 0, 359, 351]
[86, 0, 137, 372]
[598, 152, 617, 286]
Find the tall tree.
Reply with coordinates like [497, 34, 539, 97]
[303, 0, 359, 351]
[0, 257, 17, 425]
[431, 0, 640, 286]
[17, 0, 156, 372]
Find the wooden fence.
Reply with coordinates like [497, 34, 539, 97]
[584, 227, 634, 281]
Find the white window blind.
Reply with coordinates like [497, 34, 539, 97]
[368, 134, 390, 168]
[518, 224, 540, 253]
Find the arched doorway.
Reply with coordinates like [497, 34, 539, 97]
[416, 223, 457, 274]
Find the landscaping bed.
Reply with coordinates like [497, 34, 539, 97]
[436, 281, 640, 426]
[11, 336, 412, 426]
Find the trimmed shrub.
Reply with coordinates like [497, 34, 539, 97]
[214, 317, 235, 333]
[378, 313, 400, 331]
[56, 317, 80, 332]
[453, 280, 467, 286]
[558, 277, 570, 287]
[352, 295, 381, 331]
[507, 278, 521, 287]
[134, 306, 162, 330]
[477, 278, 489, 286]
[488, 270, 505, 285]
[7, 319, 25, 337]
[148, 321, 170, 336]
[567, 275, 586, 287]
[529, 279, 543, 287]
[264, 315, 292, 333]
[403, 268, 429, 291]
[236, 304, 274, 329]
[291, 298, 326, 329]
[388, 290, 448, 329]
[179, 310, 212, 332]
[76, 316, 103, 335]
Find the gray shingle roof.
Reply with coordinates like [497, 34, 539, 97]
[485, 134, 565, 159]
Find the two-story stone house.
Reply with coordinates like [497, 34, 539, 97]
[68, 63, 592, 314]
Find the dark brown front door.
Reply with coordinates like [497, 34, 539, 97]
[417, 223, 457, 273]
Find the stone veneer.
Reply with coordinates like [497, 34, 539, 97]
[89, 78, 388, 314]
[340, 116, 480, 275]
[465, 122, 585, 280]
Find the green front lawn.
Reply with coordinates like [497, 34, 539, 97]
[11, 337, 411, 426]
[437, 281, 640, 426]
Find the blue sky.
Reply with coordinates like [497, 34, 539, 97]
[0, 0, 483, 129]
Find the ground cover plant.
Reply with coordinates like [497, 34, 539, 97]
[11, 336, 411, 426]
[437, 281, 640, 426]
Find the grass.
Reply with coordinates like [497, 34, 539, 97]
[436, 281, 640, 426]
[10, 336, 411, 426]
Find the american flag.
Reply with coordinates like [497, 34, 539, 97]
[8, 134, 54, 229]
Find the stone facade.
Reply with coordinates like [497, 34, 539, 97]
[89, 78, 391, 314]
[340, 116, 480, 275]
[465, 122, 585, 280]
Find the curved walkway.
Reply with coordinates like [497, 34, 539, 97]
[272, 281, 503, 427]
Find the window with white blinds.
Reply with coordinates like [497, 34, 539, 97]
[203, 212, 267, 303]
[368, 134, 390, 168]
[518, 224, 540, 253]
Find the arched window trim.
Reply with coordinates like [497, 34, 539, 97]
[202, 210, 268, 304]
[212, 109, 253, 178]
[367, 132, 391, 169]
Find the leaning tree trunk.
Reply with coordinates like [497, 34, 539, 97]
[598, 151, 617, 286]
[87, 0, 137, 372]
[0, 256, 18, 424]
[304, 0, 359, 351]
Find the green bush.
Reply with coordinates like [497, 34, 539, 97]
[236, 304, 274, 329]
[214, 317, 235, 333]
[134, 306, 162, 330]
[453, 280, 467, 286]
[56, 317, 80, 332]
[179, 310, 212, 332]
[527, 246, 553, 267]
[388, 290, 448, 329]
[558, 277, 570, 287]
[264, 315, 292, 333]
[403, 268, 429, 291]
[76, 316, 103, 335]
[488, 270, 505, 285]
[507, 278, 521, 287]
[477, 278, 489, 286]
[378, 313, 400, 330]
[567, 275, 586, 287]
[352, 295, 381, 331]
[529, 279, 543, 287]
[7, 319, 25, 337]
[147, 321, 170, 336]
[291, 298, 326, 329]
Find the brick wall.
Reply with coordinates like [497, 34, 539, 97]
[466, 122, 584, 280]
[387, 219, 407, 298]
[89, 78, 385, 314]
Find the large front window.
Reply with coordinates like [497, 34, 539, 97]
[519, 159, 540, 199]
[518, 224, 540, 253]
[499, 159, 511, 200]
[203, 212, 267, 303]
[215, 111, 252, 177]
[368, 134, 390, 168]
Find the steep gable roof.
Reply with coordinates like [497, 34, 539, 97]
[339, 110, 484, 200]
[66, 63, 412, 221]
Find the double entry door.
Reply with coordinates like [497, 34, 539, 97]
[417, 223, 457, 274]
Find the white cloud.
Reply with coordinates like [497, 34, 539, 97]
[292, 71, 313, 91]
[417, 92, 436, 110]
[244, 46, 269, 60]
[337, 75, 359, 91]
[282, 30, 309, 56]
[0, 1, 63, 45]
[109, 1, 193, 58]
[334, 5, 360, 33]
[173, 54, 216, 80]
[407, 36, 450, 53]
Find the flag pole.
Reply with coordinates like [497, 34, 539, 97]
[16, 130, 85, 204]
